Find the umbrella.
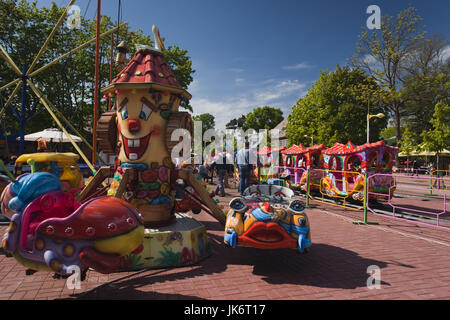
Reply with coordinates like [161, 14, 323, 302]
[18, 128, 82, 143]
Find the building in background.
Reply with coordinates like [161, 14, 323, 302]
[270, 119, 288, 148]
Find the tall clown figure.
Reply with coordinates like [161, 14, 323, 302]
[90, 26, 226, 229]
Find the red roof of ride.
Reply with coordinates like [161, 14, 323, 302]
[323, 141, 356, 155]
[323, 140, 398, 155]
[111, 49, 182, 89]
[305, 144, 326, 153]
[282, 144, 306, 155]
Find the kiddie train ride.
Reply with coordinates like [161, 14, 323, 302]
[1, 27, 228, 278]
[283, 140, 398, 201]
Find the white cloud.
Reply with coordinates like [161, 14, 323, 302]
[362, 54, 384, 71]
[440, 45, 450, 61]
[229, 68, 245, 73]
[282, 62, 313, 70]
[187, 78, 200, 95]
[191, 79, 307, 130]
[235, 78, 245, 84]
[363, 54, 377, 65]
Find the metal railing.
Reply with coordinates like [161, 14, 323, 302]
[273, 165, 306, 188]
[266, 167, 450, 230]
[367, 173, 449, 230]
[310, 169, 365, 211]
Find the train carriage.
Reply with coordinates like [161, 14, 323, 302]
[320, 140, 398, 200]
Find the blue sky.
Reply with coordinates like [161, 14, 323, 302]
[31, 0, 450, 129]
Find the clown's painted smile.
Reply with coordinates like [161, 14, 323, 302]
[122, 132, 152, 161]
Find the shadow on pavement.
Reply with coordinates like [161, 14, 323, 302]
[72, 231, 396, 299]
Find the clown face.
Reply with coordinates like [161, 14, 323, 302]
[115, 88, 180, 165]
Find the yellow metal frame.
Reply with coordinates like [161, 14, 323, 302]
[0, 0, 124, 171]
[309, 168, 364, 211]
[15, 152, 79, 164]
[431, 170, 449, 191]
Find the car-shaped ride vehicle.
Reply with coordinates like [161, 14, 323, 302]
[224, 185, 311, 253]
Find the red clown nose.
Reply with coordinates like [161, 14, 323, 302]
[128, 120, 141, 133]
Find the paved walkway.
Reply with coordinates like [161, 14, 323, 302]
[0, 184, 449, 300]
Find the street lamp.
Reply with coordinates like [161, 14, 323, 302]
[304, 134, 314, 146]
[367, 113, 385, 143]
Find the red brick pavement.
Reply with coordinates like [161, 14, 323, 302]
[0, 184, 449, 300]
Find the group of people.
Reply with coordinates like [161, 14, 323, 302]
[178, 141, 257, 197]
[205, 141, 256, 197]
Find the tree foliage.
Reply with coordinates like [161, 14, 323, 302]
[0, 0, 195, 143]
[351, 6, 426, 146]
[401, 35, 450, 139]
[225, 115, 246, 130]
[192, 113, 215, 134]
[399, 124, 417, 156]
[421, 101, 450, 153]
[286, 66, 387, 147]
[243, 106, 283, 131]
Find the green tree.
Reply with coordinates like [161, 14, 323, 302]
[399, 124, 417, 168]
[226, 115, 246, 130]
[244, 106, 283, 131]
[380, 126, 404, 146]
[192, 113, 215, 133]
[0, 0, 195, 145]
[421, 101, 450, 170]
[351, 6, 426, 146]
[401, 36, 450, 140]
[286, 66, 387, 147]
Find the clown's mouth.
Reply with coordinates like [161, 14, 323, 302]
[122, 133, 152, 161]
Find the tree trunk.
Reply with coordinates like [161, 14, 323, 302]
[394, 104, 402, 147]
[394, 103, 401, 166]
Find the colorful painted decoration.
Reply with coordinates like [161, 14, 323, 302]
[292, 140, 397, 200]
[98, 37, 221, 230]
[224, 186, 311, 253]
[1, 155, 145, 277]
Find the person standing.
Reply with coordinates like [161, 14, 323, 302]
[236, 140, 254, 195]
[223, 151, 234, 188]
[210, 152, 228, 197]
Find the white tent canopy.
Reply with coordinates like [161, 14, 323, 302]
[17, 128, 82, 143]
[399, 149, 450, 157]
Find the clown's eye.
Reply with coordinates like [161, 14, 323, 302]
[139, 104, 152, 120]
[120, 105, 128, 120]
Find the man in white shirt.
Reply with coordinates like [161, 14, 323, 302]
[235, 141, 255, 195]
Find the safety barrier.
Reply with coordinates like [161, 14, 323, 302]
[431, 170, 449, 191]
[393, 168, 430, 176]
[308, 169, 365, 211]
[266, 168, 450, 229]
[367, 174, 449, 230]
[273, 165, 306, 188]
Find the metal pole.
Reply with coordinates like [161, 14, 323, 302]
[429, 169, 433, 196]
[0, 82, 21, 120]
[109, 33, 114, 111]
[28, 23, 126, 78]
[363, 171, 368, 223]
[93, 0, 101, 165]
[367, 115, 370, 144]
[367, 100, 370, 143]
[19, 66, 28, 155]
[26, 0, 77, 76]
[353, 171, 378, 225]
[28, 80, 96, 174]
[306, 167, 310, 208]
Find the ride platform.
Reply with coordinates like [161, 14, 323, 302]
[120, 212, 212, 271]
